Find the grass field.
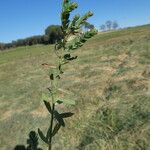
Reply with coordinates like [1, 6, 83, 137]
[0, 24, 150, 150]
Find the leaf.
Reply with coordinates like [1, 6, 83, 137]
[47, 87, 52, 93]
[54, 110, 65, 127]
[46, 127, 51, 139]
[70, 56, 78, 60]
[56, 98, 75, 106]
[43, 100, 52, 114]
[58, 64, 63, 74]
[50, 73, 54, 80]
[56, 75, 61, 79]
[69, 14, 80, 32]
[38, 128, 48, 144]
[63, 99, 76, 105]
[52, 123, 61, 137]
[56, 100, 63, 105]
[63, 54, 77, 61]
[64, 54, 71, 60]
[60, 112, 74, 118]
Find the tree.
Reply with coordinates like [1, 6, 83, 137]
[41, 35, 49, 44]
[45, 25, 63, 44]
[100, 24, 106, 31]
[112, 21, 119, 30]
[106, 20, 112, 31]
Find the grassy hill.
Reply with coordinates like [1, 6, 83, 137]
[0, 25, 150, 150]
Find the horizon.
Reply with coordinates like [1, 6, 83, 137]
[0, 0, 150, 43]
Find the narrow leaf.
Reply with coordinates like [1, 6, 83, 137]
[60, 112, 74, 118]
[56, 75, 61, 79]
[52, 123, 61, 137]
[50, 74, 54, 80]
[43, 100, 52, 114]
[38, 128, 48, 144]
[56, 100, 63, 105]
[58, 64, 63, 74]
[47, 87, 52, 93]
[54, 110, 65, 127]
[46, 127, 51, 139]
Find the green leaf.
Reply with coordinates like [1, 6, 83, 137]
[52, 123, 61, 137]
[68, 56, 78, 61]
[46, 126, 51, 139]
[63, 99, 76, 105]
[47, 87, 52, 93]
[61, 1, 78, 31]
[56, 98, 75, 105]
[50, 73, 54, 80]
[38, 128, 48, 144]
[43, 100, 52, 114]
[58, 64, 63, 74]
[77, 11, 93, 27]
[64, 54, 71, 59]
[63, 54, 77, 61]
[56, 100, 63, 105]
[84, 29, 98, 39]
[42, 93, 50, 101]
[60, 112, 74, 118]
[56, 75, 61, 79]
[69, 14, 80, 32]
[54, 110, 65, 127]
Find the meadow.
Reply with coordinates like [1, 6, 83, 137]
[0, 24, 150, 150]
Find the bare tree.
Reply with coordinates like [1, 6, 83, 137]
[112, 21, 119, 30]
[100, 24, 106, 32]
[106, 20, 112, 31]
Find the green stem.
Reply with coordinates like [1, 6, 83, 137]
[48, 103, 55, 150]
[48, 77, 55, 150]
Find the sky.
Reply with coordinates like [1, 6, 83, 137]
[0, 0, 150, 43]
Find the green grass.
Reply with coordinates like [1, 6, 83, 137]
[0, 25, 150, 150]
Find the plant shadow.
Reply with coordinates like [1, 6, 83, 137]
[13, 131, 42, 150]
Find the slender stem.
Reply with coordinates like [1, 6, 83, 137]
[48, 103, 55, 150]
[48, 24, 67, 150]
[48, 77, 55, 150]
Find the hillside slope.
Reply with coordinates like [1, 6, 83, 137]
[0, 25, 150, 150]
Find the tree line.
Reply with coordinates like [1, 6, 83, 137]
[100, 20, 119, 31]
[0, 25, 64, 50]
[0, 22, 96, 51]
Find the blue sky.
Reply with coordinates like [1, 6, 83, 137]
[0, 0, 150, 43]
